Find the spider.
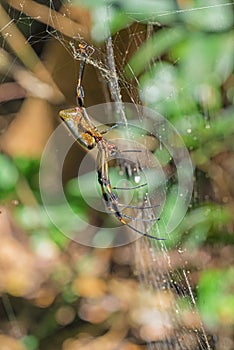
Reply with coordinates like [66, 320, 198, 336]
[59, 44, 163, 240]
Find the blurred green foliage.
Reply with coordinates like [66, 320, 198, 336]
[0, 153, 19, 196]
[198, 268, 234, 327]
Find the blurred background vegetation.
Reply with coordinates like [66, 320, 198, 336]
[0, 0, 233, 349]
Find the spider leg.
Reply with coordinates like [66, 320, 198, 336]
[99, 177, 162, 240]
[76, 44, 90, 108]
[100, 124, 119, 135]
[112, 203, 163, 240]
[97, 143, 118, 206]
[97, 143, 132, 220]
[96, 140, 163, 240]
[118, 203, 160, 209]
[76, 58, 86, 108]
[121, 213, 158, 222]
[98, 166, 126, 225]
[112, 183, 147, 190]
[108, 197, 163, 240]
[124, 222, 165, 240]
[120, 149, 144, 153]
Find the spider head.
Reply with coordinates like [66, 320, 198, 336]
[59, 108, 82, 121]
[59, 108, 85, 145]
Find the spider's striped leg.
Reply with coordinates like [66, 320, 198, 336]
[123, 222, 165, 240]
[97, 141, 130, 225]
[99, 142, 158, 219]
[112, 183, 147, 190]
[96, 141, 163, 239]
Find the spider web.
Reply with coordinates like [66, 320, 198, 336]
[0, 1, 233, 349]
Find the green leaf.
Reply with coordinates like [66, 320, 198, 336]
[198, 268, 234, 327]
[21, 335, 39, 350]
[91, 6, 132, 41]
[126, 26, 186, 77]
[0, 153, 19, 192]
[140, 62, 197, 117]
[107, 0, 177, 23]
[14, 157, 40, 178]
[177, 32, 234, 85]
[181, 0, 234, 32]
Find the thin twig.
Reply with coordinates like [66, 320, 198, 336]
[0, 5, 63, 103]
[7, 0, 90, 39]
